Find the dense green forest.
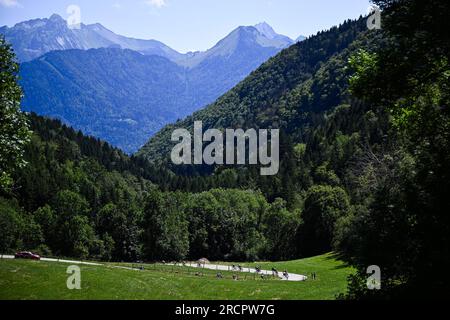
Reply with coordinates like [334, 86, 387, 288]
[1, 113, 302, 262]
[1, 0, 449, 299]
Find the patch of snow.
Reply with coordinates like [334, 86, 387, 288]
[56, 37, 66, 47]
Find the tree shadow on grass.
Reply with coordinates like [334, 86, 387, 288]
[324, 252, 352, 269]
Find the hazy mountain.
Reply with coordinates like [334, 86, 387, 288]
[1, 14, 293, 65]
[180, 25, 294, 109]
[177, 24, 293, 68]
[81, 22, 184, 62]
[295, 35, 307, 42]
[254, 22, 294, 45]
[0, 14, 183, 62]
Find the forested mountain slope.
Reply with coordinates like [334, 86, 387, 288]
[138, 17, 373, 163]
[16, 23, 294, 153]
[1, 113, 152, 260]
[19, 49, 188, 153]
[1, 113, 301, 262]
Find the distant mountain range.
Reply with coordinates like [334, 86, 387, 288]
[0, 14, 183, 63]
[1, 14, 302, 66]
[2, 14, 305, 153]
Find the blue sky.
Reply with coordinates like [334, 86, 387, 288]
[0, 0, 371, 53]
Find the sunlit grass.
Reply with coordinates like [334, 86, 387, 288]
[0, 253, 354, 300]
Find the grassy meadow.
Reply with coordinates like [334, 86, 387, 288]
[0, 253, 353, 300]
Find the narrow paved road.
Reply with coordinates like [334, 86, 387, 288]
[0, 255, 103, 266]
[1, 255, 137, 270]
[1, 255, 307, 282]
[171, 262, 308, 282]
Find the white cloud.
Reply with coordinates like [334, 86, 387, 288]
[144, 0, 166, 8]
[112, 2, 121, 9]
[0, 0, 22, 8]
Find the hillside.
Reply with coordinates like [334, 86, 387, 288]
[138, 17, 373, 163]
[19, 49, 188, 153]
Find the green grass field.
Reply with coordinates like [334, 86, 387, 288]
[0, 253, 354, 300]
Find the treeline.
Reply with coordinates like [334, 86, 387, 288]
[334, 0, 450, 299]
[142, 189, 300, 262]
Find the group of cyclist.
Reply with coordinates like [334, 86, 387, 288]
[227, 265, 291, 280]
